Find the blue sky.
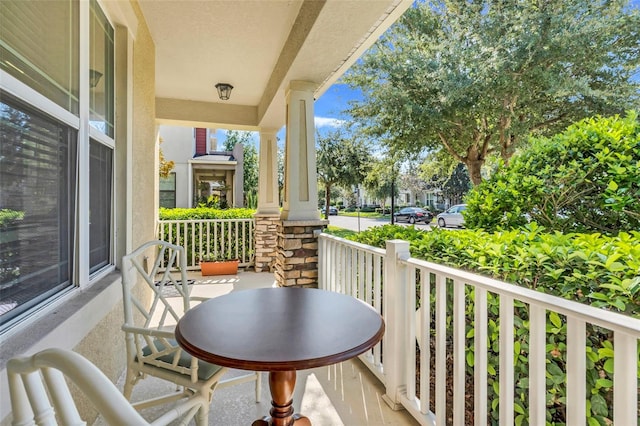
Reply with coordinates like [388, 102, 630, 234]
[314, 83, 362, 129]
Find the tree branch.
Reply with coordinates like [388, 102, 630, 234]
[438, 132, 466, 163]
[529, 113, 568, 132]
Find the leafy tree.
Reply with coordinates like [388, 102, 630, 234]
[224, 130, 258, 208]
[363, 158, 396, 210]
[398, 158, 431, 205]
[317, 128, 371, 218]
[345, 0, 640, 185]
[277, 142, 284, 205]
[317, 185, 343, 209]
[464, 111, 640, 234]
[158, 137, 174, 178]
[442, 163, 471, 206]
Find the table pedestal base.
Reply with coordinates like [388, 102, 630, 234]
[251, 371, 311, 426]
[252, 413, 311, 426]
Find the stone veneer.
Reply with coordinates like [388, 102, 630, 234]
[275, 219, 328, 287]
[254, 213, 281, 272]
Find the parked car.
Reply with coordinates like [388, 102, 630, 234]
[393, 207, 433, 224]
[321, 206, 338, 215]
[437, 204, 467, 228]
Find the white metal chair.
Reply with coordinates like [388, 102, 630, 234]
[121, 240, 261, 425]
[7, 348, 207, 426]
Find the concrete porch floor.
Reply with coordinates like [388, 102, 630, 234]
[98, 270, 419, 426]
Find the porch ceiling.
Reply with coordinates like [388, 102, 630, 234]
[137, 0, 412, 130]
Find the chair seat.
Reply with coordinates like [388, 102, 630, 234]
[140, 339, 224, 381]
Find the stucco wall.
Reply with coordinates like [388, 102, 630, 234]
[159, 125, 193, 207]
[160, 125, 193, 163]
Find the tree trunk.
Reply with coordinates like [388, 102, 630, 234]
[324, 185, 331, 219]
[465, 144, 485, 186]
[465, 159, 483, 186]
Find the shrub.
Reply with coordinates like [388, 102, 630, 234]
[351, 224, 639, 315]
[158, 208, 256, 262]
[464, 111, 640, 234]
[159, 207, 255, 220]
[348, 224, 640, 424]
[0, 209, 24, 227]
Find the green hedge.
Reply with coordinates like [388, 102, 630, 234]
[348, 224, 640, 425]
[159, 207, 255, 220]
[158, 208, 256, 262]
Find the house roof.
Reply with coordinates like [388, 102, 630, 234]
[132, 0, 412, 130]
[189, 154, 238, 166]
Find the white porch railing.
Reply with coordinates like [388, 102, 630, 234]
[318, 233, 640, 426]
[318, 235, 386, 383]
[158, 219, 255, 269]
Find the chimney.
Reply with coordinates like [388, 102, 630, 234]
[195, 128, 206, 155]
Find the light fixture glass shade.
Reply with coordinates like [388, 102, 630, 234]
[89, 69, 103, 88]
[215, 83, 233, 100]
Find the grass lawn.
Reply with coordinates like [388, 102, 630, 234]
[324, 226, 357, 238]
[339, 211, 389, 219]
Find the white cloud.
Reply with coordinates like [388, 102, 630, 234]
[314, 116, 346, 128]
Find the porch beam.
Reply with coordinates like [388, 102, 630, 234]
[155, 97, 259, 129]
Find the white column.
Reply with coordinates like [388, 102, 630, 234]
[257, 129, 280, 215]
[281, 81, 319, 220]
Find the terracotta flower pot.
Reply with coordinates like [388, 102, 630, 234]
[200, 259, 239, 276]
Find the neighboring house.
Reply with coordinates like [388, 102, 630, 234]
[159, 126, 244, 208]
[404, 189, 440, 210]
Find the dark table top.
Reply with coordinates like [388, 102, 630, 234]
[175, 287, 385, 371]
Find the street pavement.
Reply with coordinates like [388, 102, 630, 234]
[326, 214, 433, 232]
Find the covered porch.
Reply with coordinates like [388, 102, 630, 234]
[2, 1, 638, 425]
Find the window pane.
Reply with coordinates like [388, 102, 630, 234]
[89, 141, 112, 273]
[89, 0, 114, 137]
[0, 94, 76, 326]
[0, 0, 79, 114]
[159, 173, 176, 208]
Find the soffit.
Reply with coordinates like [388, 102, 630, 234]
[138, 0, 411, 130]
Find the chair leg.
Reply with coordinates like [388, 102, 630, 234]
[255, 372, 262, 403]
[123, 368, 135, 400]
[195, 403, 209, 426]
[194, 388, 212, 426]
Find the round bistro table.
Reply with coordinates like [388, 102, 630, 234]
[175, 287, 385, 426]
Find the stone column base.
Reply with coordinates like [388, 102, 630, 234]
[275, 219, 328, 288]
[254, 213, 281, 272]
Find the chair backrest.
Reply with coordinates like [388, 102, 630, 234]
[7, 348, 149, 425]
[121, 240, 191, 331]
[121, 240, 198, 379]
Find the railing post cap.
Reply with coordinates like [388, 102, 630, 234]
[386, 239, 410, 249]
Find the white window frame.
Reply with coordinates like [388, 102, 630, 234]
[0, 0, 119, 334]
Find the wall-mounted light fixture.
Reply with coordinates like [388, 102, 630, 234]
[89, 69, 103, 88]
[215, 83, 233, 100]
